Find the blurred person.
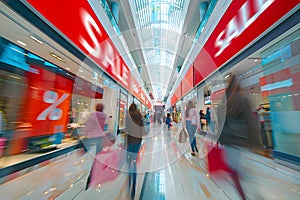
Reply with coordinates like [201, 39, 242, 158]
[82, 103, 106, 154]
[257, 105, 268, 149]
[199, 109, 205, 129]
[125, 103, 145, 199]
[210, 106, 217, 133]
[145, 112, 150, 134]
[166, 113, 171, 131]
[205, 107, 211, 131]
[217, 74, 260, 200]
[183, 101, 201, 156]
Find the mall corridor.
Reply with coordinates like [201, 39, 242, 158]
[0, 0, 299, 199]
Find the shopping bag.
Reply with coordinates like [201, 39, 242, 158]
[88, 147, 124, 187]
[179, 128, 187, 143]
[0, 138, 6, 157]
[207, 143, 229, 174]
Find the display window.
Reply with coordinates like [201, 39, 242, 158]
[118, 92, 127, 130]
[259, 27, 300, 158]
[0, 37, 76, 155]
[88, 76, 120, 134]
[72, 94, 91, 125]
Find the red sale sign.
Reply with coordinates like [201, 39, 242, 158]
[24, 66, 73, 137]
[174, 0, 298, 102]
[27, 0, 130, 91]
[194, 0, 299, 84]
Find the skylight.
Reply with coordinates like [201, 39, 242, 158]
[132, 0, 189, 100]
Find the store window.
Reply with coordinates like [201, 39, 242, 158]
[260, 27, 300, 158]
[0, 37, 74, 156]
[118, 92, 127, 130]
[72, 94, 91, 125]
[89, 75, 120, 134]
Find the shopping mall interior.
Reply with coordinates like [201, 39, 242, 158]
[0, 0, 299, 199]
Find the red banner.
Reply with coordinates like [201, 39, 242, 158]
[130, 76, 140, 99]
[181, 66, 194, 97]
[27, 0, 131, 91]
[194, 0, 299, 86]
[24, 66, 73, 137]
[171, 85, 181, 106]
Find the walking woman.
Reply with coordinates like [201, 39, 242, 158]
[217, 74, 260, 200]
[82, 103, 106, 154]
[125, 103, 145, 199]
[183, 100, 201, 156]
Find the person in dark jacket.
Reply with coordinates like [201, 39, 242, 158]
[125, 103, 145, 199]
[199, 109, 205, 129]
[166, 113, 171, 130]
[217, 74, 261, 200]
[205, 107, 211, 131]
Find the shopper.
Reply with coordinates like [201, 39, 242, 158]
[205, 107, 211, 131]
[145, 112, 150, 134]
[183, 100, 200, 156]
[217, 74, 260, 200]
[257, 105, 268, 149]
[166, 113, 171, 130]
[125, 103, 145, 199]
[82, 103, 106, 154]
[199, 109, 206, 129]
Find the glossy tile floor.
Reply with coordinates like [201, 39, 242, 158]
[75, 123, 300, 200]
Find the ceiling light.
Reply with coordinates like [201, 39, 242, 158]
[17, 40, 27, 46]
[254, 59, 258, 62]
[50, 52, 64, 62]
[79, 69, 83, 73]
[224, 74, 231, 79]
[56, 56, 63, 61]
[50, 52, 57, 58]
[66, 67, 71, 70]
[30, 35, 44, 44]
[9, 75, 21, 79]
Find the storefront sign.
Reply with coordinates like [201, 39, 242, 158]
[25, 66, 73, 136]
[194, 0, 298, 85]
[171, 86, 181, 106]
[26, 0, 131, 90]
[181, 65, 194, 97]
[131, 76, 140, 99]
[172, 0, 299, 103]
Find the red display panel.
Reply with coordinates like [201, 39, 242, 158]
[171, 85, 181, 106]
[181, 66, 194, 97]
[24, 66, 73, 137]
[27, 0, 131, 91]
[194, 0, 299, 86]
[130, 76, 140, 100]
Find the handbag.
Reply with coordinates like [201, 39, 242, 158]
[179, 128, 187, 143]
[87, 147, 124, 188]
[207, 142, 229, 174]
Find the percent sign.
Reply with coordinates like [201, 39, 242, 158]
[37, 90, 69, 120]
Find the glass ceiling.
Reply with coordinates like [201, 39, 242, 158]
[132, 0, 189, 100]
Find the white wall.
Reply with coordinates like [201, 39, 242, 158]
[91, 87, 119, 133]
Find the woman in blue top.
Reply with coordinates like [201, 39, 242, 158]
[166, 113, 171, 130]
[183, 100, 201, 156]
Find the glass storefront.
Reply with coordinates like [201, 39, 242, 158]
[0, 37, 74, 155]
[118, 92, 127, 130]
[260, 27, 300, 161]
